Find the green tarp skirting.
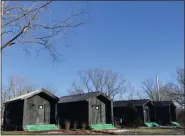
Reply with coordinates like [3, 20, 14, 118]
[171, 122, 180, 126]
[144, 122, 160, 127]
[25, 124, 58, 131]
[90, 124, 116, 130]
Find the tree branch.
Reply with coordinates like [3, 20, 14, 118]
[1, 22, 30, 50]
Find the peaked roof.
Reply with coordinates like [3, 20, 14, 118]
[59, 91, 112, 103]
[114, 99, 151, 107]
[5, 88, 58, 103]
[152, 101, 176, 107]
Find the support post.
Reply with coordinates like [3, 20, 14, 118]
[23, 99, 28, 130]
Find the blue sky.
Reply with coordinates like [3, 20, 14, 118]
[2, 1, 184, 97]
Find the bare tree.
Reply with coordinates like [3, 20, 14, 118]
[44, 84, 57, 94]
[1, 75, 35, 124]
[2, 75, 58, 102]
[124, 82, 145, 100]
[68, 82, 84, 95]
[135, 89, 146, 100]
[175, 68, 185, 87]
[2, 76, 35, 102]
[1, 75, 58, 125]
[142, 79, 172, 101]
[1, 1, 89, 61]
[142, 79, 159, 101]
[171, 68, 185, 125]
[142, 68, 184, 106]
[170, 68, 185, 106]
[124, 82, 135, 100]
[68, 68, 126, 99]
[157, 68, 185, 107]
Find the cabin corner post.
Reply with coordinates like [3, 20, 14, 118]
[88, 100, 91, 125]
[175, 107, 177, 121]
[2, 103, 6, 128]
[2, 103, 5, 124]
[154, 105, 157, 122]
[169, 105, 171, 123]
[142, 105, 145, 124]
[23, 99, 28, 129]
[55, 101, 58, 126]
[111, 101, 114, 125]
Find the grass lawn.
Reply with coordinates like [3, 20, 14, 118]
[1, 128, 184, 135]
[122, 128, 184, 135]
[1, 129, 108, 135]
[1, 131, 42, 135]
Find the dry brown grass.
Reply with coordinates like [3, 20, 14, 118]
[1, 128, 184, 135]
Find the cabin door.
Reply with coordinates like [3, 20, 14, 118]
[36, 105, 45, 124]
[91, 105, 101, 124]
[144, 106, 150, 123]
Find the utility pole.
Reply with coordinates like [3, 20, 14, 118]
[156, 74, 160, 101]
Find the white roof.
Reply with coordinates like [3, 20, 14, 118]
[5, 89, 58, 103]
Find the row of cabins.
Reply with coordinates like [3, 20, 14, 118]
[3, 89, 177, 130]
[114, 99, 177, 126]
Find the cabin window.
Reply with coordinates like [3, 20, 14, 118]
[38, 105, 43, 109]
